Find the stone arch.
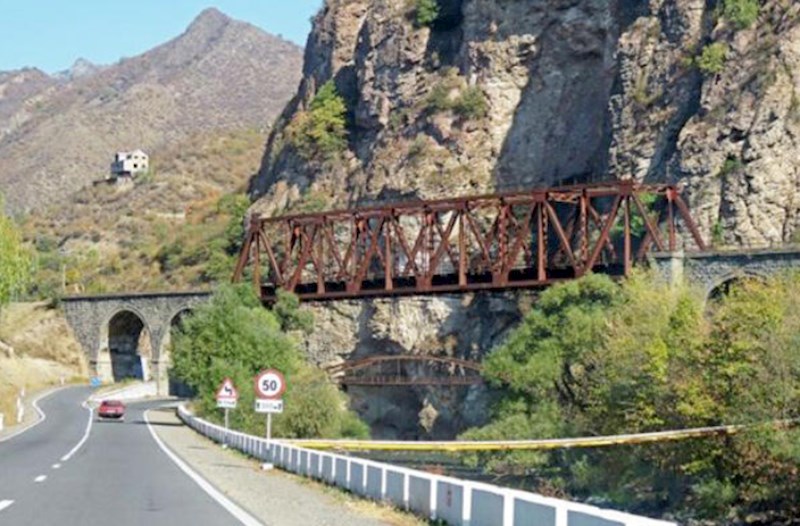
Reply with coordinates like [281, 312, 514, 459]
[158, 308, 196, 396]
[707, 270, 768, 301]
[102, 307, 153, 382]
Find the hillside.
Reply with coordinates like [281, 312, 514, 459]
[0, 8, 303, 215]
[23, 128, 265, 295]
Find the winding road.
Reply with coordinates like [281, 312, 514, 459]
[0, 386, 252, 525]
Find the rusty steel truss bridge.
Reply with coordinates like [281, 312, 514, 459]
[325, 355, 484, 387]
[233, 180, 706, 302]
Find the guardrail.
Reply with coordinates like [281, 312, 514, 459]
[178, 405, 674, 526]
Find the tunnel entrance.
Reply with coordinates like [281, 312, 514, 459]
[108, 310, 151, 382]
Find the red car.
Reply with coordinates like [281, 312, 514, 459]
[97, 400, 126, 421]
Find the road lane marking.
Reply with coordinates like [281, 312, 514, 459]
[0, 387, 69, 443]
[34, 475, 46, 483]
[0, 500, 13, 511]
[52, 463, 61, 469]
[60, 401, 93, 462]
[144, 409, 262, 526]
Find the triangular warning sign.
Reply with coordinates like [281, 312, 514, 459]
[215, 377, 239, 400]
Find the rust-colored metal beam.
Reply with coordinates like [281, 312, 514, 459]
[234, 181, 706, 301]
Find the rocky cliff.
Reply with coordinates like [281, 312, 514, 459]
[0, 8, 303, 214]
[248, 0, 800, 437]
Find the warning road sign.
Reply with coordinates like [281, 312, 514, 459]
[215, 377, 239, 407]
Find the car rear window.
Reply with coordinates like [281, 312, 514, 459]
[103, 400, 123, 407]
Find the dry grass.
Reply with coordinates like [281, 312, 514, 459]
[0, 302, 87, 421]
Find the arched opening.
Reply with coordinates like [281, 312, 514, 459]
[164, 309, 194, 397]
[708, 273, 766, 303]
[108, 310, 151, 382]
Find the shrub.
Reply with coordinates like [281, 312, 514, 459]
[453, 86, 488, 119]
[722, 0, 759, 29]
[414, 0, 439, 28]
[426, 72, 488, 121]
[696, 43, 728, 75]
[719, 155, 744, 177]
[171, 284, 368, 439]
[286, 81, 348, 160]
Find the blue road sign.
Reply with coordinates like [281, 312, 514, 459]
[90, 376, 101, 388]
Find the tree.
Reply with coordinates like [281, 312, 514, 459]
[171, 284, 367, 438]
[0, 204, 32, 308]
[463, 271, 800, 521]
[286, 81, 348, 160]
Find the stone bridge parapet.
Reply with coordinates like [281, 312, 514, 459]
[651, 247, 800, 295]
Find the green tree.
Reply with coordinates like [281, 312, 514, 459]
[171, 284, 367, 438]
[414, 0, 439, 28]
[696, 43, 728, 75]
[463, 271, 800, 521]
[286, 81, 348, 160]
[722, 0, 759, 29]
[0, 204, 32, 307]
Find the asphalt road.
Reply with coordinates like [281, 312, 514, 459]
[0, 386, 248, 525]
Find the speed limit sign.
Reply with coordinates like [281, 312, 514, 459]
[254, 369, 286, 399]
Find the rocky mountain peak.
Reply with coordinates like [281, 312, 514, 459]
[185, 7, 232, 36]
[56, 58, 102, 81]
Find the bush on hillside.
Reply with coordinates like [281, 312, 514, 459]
[286, 81, 348, 161]
[696, 43, 728, 75]
[722, 0, 759, 29]
[414, 0, 439, 28]
[170, 284, 368, 439]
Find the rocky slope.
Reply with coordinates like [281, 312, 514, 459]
[0, 8, 303, 214]
[246, 0, 800, 437]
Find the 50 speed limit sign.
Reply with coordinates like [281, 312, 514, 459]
[254, 369, 286, 399]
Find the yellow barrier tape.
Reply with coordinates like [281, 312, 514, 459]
[282, 420, 796, 452]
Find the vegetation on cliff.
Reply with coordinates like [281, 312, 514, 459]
[171, 284, 368, 439]
[464, 272, 800, 523]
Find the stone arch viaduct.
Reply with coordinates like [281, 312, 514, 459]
[60, 249, 800, 393]
[62, 291, 210, 395]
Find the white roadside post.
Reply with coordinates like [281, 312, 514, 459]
[214, 377, 239, 449]
[16, 393, 24, 424]
[0, 413, 4, 432]
[254, 369, 286, 470]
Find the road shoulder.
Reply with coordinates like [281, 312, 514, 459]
[147, 407, 417, 526]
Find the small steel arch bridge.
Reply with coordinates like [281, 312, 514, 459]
[326, 355, 484, 386]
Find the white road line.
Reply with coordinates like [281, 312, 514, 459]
[34, 475, 46, 483]
[60, 401, 93, 462]
[52, 463, 61, 469]
[144, 409, 262, 526]
[0, 500, 14, 511]
[0, 387, 68, 443]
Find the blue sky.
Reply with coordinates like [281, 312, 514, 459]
[0, 1, 323, 73]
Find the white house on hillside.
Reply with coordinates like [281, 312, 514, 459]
[110, 150, 149, 177]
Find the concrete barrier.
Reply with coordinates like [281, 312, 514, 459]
[178, 406, 675, 526]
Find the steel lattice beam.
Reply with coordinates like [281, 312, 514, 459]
[233, 181, 706, 301]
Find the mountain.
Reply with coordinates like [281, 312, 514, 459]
[0, 8, 303, 214]
[250, 0, 800, 248]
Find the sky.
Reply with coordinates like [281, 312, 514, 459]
[0, 1, 323, 73]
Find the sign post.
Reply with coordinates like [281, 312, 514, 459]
[254, 369, 286, 469]
[215, 377, 239, 448]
